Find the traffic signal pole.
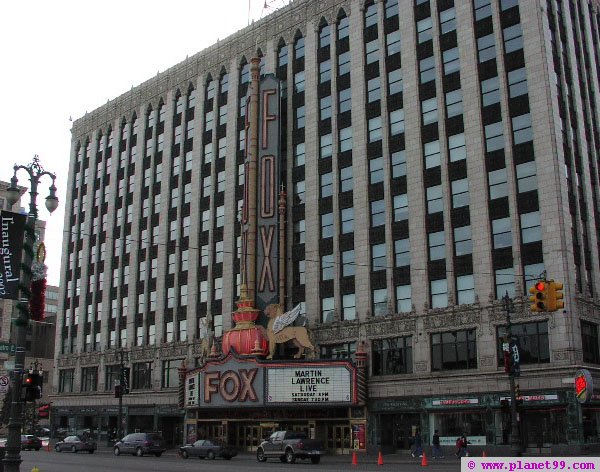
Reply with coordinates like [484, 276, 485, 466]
[503, 292, 522, 456]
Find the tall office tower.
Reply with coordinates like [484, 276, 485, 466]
[54, 0, 600, 453]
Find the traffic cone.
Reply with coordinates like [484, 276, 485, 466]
[482, 451, 487, 457]
[421, 452, 428, 466]
[31, 467, 40, 472]
[352, 451, 358, 466]
[377, 450, 384, 466]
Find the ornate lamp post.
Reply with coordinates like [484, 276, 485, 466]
[502, 292, 522, 457]
[4, 156, 58, 472]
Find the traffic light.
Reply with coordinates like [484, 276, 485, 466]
[114, 384, 122, 398]
[547, 281, 564, 312]
[529, 281, 548, 312]
[22, 372, 42, 402]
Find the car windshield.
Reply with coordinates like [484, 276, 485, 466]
[193, 440, 205, 447]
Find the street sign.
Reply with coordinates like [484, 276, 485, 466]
[0, 375, 9, 394]
[0, 343, 16, 354]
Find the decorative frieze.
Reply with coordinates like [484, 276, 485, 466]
[313, 323, 360, 342]
[422, 309, 479, 331]
[57, 356, 77, 368]
[365, 317, 416, 337]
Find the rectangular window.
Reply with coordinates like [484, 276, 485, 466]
[390, 109, 405, 135]
[393, 194, 409, 222]
[391, 150, 406, 178]
[320, 95, 332, 121]
[489, 168, 508, 200]
[322, 297, 334, 323]
[132, 362, 153, 390]
[371, 243, 387, 272]
[339, 126, 353, 152]
[372, 336, 413, 375]
[497, 321, 550, 365]
[340, 166, 353, 192]
[503, 24, 523, 53]
[417, 17, 433, 43]
[427, 185, 443, 214]
[294, 219, 305, 244]
[373, 288, 388, 316]
[424, 140, 441, 169]
[495, 267, 515, 299]
[451, 178, 470, 208]
[295, 105, 305, 129]
[320, 133, 333, 158]
[442, 47, 460, 75]
[294, 142, 305, 167]
[396, 284, 411, 313]
[454, 225, 473, 256]
[388, 68, 403, 95]
[478, 34, 496, 63]
[431, 329, 477, 371]
[371, 199, 386, 227]
[512, 113, 532, 144]
[294, 70, 305, 93]
[319, 59, 331, 83]
[342, 249, 355, 277]
[481, 76, 500, 107]
[520, 211, 542, 243]
[367, 77, 381, 103]
[321, 254, 334, 281]
[420, 56, 436, 84]
[365, 39, 380, 64]
[516, 161, 537, 193]
[341, 207, 354, 234]
[394, 238, 410, 267]
[59, 369, 75, 393]
[508, 67, 528, 98]
[448, 133, 466, 162]
[457, 274, 475, 305]
[368, 116, 383, 142]
[321, 212, 334, 238]
[342, 294, 356, 321]
[429, 231, 446, 261]
[422, 98, 438, 126]
[338, 51, 351, 76]
[320, 172, 333, 198]
[492, 217, 512, 249]
[474, 0, 492, 20]
[485, 121, 505, 152]
[338, 88, 352, 114]
[162, 359, 183, 388]
[445, 89, 463, 118]
[582, 321, 600, 364]
[294, 180, 305, 204]
[386, 30, 401, 56]
[440, 7, 456, 34]
[369, 157, 384, 184]
[321, 342, 357, 360]
[81, 367, 98, 392]
[105, 365, 120, 391]
[431, 278, 448, 308]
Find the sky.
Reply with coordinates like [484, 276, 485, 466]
[0, 0, 289, 285]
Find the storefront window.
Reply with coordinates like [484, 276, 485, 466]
[320, 342, 356, 360]
[496, 321, 549, 365]
[431, 330, 477, 371]
[372, 336, 413, 375]
[582, 407, 600, 443]
[132, 362, 153, 390]
[433, 411, 485, 438]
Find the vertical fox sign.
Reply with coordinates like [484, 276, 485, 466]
[242, 65, 281, 314]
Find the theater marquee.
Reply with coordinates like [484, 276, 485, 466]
[186, 353, 357, 409]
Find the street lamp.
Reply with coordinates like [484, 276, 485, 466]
[502, 292, 522, 457]
[4, 155, 58, 472]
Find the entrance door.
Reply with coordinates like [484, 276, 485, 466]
[236, 424, 260, 452]
[380, 413, 420, 452]
[326, 425, 351, 454]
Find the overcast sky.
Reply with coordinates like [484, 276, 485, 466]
[0, 0, 288, 285]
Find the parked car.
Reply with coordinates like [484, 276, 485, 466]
[256, 430, 324, 464]
[21, 435, 42, 451]
[179, 438, 237, 460]
[113, 432, 165, 457]
[54, 435, 97, 453]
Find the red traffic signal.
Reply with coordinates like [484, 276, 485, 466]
[535, 282, 545, 291]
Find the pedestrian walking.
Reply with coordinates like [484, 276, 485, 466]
[432, 429, 444, 458]
[455, 433, 470, 457]
[411, 430, 423, 458]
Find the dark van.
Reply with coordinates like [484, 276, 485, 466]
[113, 432, 166, 457]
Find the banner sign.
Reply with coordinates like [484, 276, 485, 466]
[0, 211, 26, 300]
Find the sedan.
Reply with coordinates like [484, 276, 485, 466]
[54, 435, 97, 453]
[21, 435, 42, 451]
[179, 439, 237, 460]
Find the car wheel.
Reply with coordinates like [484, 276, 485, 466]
[55, 445, 61, 452]
[136, 447, 143, 457]
[285, 449, 296, 464]
[71, 445, 77, 453]
[113, 447, 121, 456]
[207, 450, 215, 460]
[256, 448, 267, 462]
[181, 450, 189, 459]
[311, 457, 321, 464]
[154, 452, 162, 457]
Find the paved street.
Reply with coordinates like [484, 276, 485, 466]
[19, 450, 463, 472]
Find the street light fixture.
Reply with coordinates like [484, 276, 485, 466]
[4, 155, 58, 472]
[502, 292, 522, 457]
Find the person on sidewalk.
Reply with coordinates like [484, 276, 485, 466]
[455, 433, 470, 458]
[411, 430, 423, 458]
[432, 430, 444, 459]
